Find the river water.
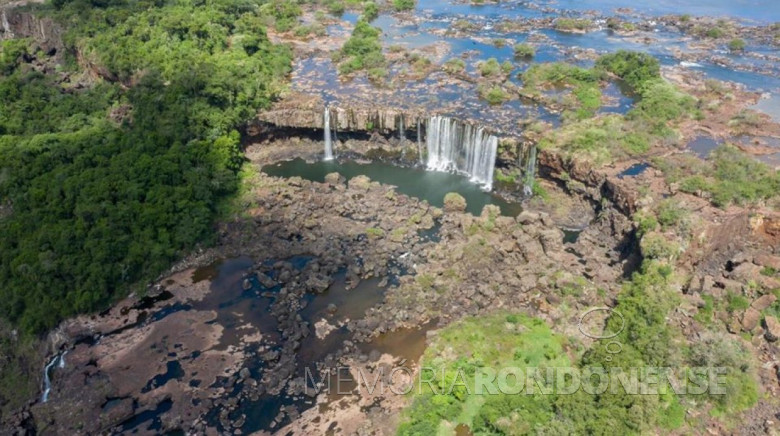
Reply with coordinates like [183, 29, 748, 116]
[262, 158, 523, 216]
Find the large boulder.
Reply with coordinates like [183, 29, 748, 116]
[348, 175, 372, 191]
[741, 307, 761, 332]
[765, 316, 780, 342]
[443, 192, 467, 213]
[324, 172, 345, 185]
[751, 294, 777, 312]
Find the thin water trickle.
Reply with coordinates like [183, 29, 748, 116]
[41, 351, 67, 403]
[523, 145, 537, 197]
[324, 107, 334, 161]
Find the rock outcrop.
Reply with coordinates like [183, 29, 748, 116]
[0, 6, 62, 56]
[256, 93, 427, 133]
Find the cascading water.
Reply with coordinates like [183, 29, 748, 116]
[399, 115, 406, 157]
[399, 115, 405, 144]
[523, 145, 537, 197]
[42, 351, 67, 403]
[416, 119, 424, 165]
[426, 116, 498, 190]
[323, 107, 333, 161]
[1, 11, 12, 38]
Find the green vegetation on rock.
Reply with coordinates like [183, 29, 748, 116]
[513, 43, 535, 58]
[655, 145, 780, 208]
[596, 50, 660, 90]
[335, 19, 386, 80]
[397, 258, 759, 435]
[392, 0, 415, 11]
[727, 38, 746, 52]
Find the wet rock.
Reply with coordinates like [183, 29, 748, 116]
[256, 272, 277, 289]
[242, 278, 252, 290]
[762, 315, 780, 342]
[239, 368, 251, 379]
[326, 303, 338, 314]
[304, 273, 331, 293]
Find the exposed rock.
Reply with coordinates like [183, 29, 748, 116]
[752, 294, 777, 312]
[765, 316, 780, 342]
[742, 307, 761, 332]
[443, 192, 467, 213]
[324, 172, 345, 185]
[754, 254, 780, 271]
[348, 175, 372, 191]
[0, 7, 63, 57]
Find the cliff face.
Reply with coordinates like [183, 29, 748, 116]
[536, 149, 639, 216]
[257, 93, 427, 133]
[0, 6, 62, 55]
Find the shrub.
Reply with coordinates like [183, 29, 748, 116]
[501, 60, 513, 74]
[338, 19, 386, 77]
[629, 79, 697, 130]
[362, 1, 379, 21]
[367, 67, 388, 82]
[640, 233, 680, 260]
[656, 199, 688, 230]
[442, 58, 465, 74]
[596, 50, 660, 89]
[480, 85, 509, 105]
[521, 62, 597, 90]
[0, 39, 29, 75]
[635, 212, 659, 235]
[706, 27, 725, 38]
[392, 0, 415, 11]
[513, 43, 535, 58]
[443, 192, 467, 212]
[327, 0, 345, 16]
[554, 18, 591, 31]
[478, 58, 501, 76]
[688, 331, 758, 414]
[728, 38, 746, 52]
[573, 84, 601, 114]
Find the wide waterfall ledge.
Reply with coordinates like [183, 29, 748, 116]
[319, 108, 501, 192]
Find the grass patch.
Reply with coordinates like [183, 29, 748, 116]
[655, 145, 780, 208]
[335, 19, 386, 81]
[513, 43, 535, 58]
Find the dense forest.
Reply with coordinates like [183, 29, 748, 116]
[0, 0, 292, 334]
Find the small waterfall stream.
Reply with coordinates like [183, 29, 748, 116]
[416, 119, 424, 164]
[1, 11, 12, 37]
[323, 107, 333, 161]
[523, 145, 537, 197]
[42, 351, 67, 403]
[425, 116, 498, 191]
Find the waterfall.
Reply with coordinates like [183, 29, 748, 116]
[1, 11, 12, 38]
[425, 116, 498, 190]
[416, 119, 424, 165]
[523, 145, 537, 197]
[323, 107, 333, 161]
[399, 115, 405, 144]
[399, 115, 406, 157]
[42, 351, 67, 403]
